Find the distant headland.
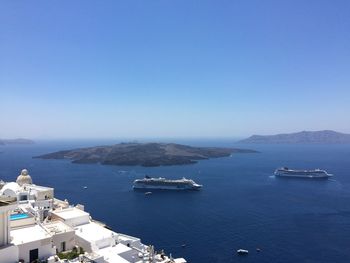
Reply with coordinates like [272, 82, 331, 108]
[0, 138, 35, 145]
[34, 142, 258, 167]
[238, 130, 350, 144]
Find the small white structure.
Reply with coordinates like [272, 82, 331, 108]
[25, 184, 54, 201]
[43, 221, 75, 253]
[51, 207, 90, 227]
[11, 224, 56, 263]
[75, 221, 117, 252]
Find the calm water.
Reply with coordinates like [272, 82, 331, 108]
[1, 140, 350, 263]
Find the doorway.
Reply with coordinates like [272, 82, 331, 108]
[29, 248, 39, 263]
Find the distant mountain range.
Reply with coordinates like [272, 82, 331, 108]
[0, 138, 35, 145]
[34, 142, 257, 167]
[238, 130, 350, 144]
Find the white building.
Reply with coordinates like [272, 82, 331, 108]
[0, 197, 18, 263]
[11, 224, 56, 262]
[42, 220, 75, 253]
[0, 169, 186, 263]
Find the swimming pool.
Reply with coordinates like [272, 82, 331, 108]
[10, 213, 30, 220]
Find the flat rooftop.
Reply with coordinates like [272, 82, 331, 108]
[25, 184, 54, 191]
[98, 245, 134, 263]
[51, 207, 90, 220]
[11, 224, 51, 245]
[43, 220, 74, 234]
[75, 221, 116, 242]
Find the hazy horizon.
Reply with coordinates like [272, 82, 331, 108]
[1, 1, 349, 139]
[2, 129, 350, 142]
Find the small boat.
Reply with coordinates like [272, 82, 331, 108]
[144, 192, 152, 195]
[237, 249, 249, 255]
[83, 186, 88, 189]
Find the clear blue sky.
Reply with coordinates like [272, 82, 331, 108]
[1, 0, 349, 139]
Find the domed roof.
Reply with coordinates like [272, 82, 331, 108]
[1, 182, 20, 197]
[16, 169, 33, 186]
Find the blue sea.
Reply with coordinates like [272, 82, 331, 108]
[1, 140, 350, 263]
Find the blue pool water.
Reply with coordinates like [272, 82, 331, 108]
[10, 213, 29, 220]
[1, 140, 350, 262]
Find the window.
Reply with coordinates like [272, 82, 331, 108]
[19, 195, 28, 201]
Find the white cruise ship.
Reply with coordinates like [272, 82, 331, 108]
[274, 167, 333, 178]
[0, 169, 186, 263]
[133, 176, 202, 190]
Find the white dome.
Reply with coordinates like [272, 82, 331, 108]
[1, 182, 20, 197]
[16, 169, 33, 186]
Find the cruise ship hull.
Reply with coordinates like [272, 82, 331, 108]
[133, 184, 201, 190]
[275, 173, 331, 179]
[133, 177, 202, 191]
[274, 168, 332, 179]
